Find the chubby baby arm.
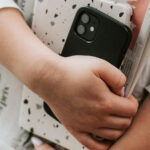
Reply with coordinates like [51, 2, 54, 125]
[0, 8, 138, 150]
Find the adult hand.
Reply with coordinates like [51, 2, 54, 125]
[34, 56, 138, 150]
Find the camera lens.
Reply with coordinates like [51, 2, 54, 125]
[81, 13, 90, 24]
[77, 25, 85, 35]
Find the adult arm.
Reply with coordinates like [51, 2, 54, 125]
[0, 8, 138, 150]
[110, 94, 150, 150]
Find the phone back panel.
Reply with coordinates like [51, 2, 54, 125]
[32, 0, 132, 54]
[19, 1, 133, 150]
[61, 7, 132, 68]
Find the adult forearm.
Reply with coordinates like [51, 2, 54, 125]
[110, 94, 150, 150]
[0, 8, 139, 150]
[0, 8, 61, 90]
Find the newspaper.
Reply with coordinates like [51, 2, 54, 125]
[120, 0, 150, 97]
[0, 65, 34, 150]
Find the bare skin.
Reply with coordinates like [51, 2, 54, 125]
[35, 144, 55, 150]
[0, 8, 138, 150]
[34, 95, 150, 150]
[110, 94, 150, 150]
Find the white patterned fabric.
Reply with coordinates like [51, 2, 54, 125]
[0, 1, 35, 150]
[133, 58, 150, 101]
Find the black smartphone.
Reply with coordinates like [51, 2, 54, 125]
[44, 7, 132, 121]
[61, 7, 132, 68]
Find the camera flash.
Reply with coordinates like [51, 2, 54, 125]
[90, 26, 95, 32]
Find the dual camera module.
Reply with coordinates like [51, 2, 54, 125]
[76, 12, 98, 41]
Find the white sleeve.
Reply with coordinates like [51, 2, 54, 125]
[0, 0, 21, 11]
[0, 0, 34, 26]
[145, 58, 150, 94]
[146, 85, 150, 94]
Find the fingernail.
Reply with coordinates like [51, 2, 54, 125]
[121, 87, 125, 97]
[31, 137, 43, 147]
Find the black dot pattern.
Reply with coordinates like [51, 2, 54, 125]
[19, 0, 133, 149]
